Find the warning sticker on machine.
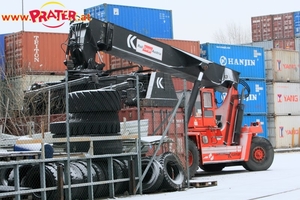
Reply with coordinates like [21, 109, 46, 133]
[136, 39, 163, 60]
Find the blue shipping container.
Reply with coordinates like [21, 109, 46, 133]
[0, 33, 7, 80]
[200, 43, 265, 80]
[243, 115, 268, 139]
[294, 11, 300, 38]
[84, 4, 173, 39]
[215, 80, 267, 115]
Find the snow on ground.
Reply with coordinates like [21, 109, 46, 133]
[103, 151, 300, 200]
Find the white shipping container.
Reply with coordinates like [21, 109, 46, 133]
[267, 115, 300, 148]
[296, 38, 300, 52]
[265, 49, 300, 82]
[267, 82, 300, 115]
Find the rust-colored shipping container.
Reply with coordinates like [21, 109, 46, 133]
[119, 107, 186, 166]
[5, 31, 69, 77]
[273, 38, 295, 50]
[251, 15, 273, 42]
[272, 12, 294, 39]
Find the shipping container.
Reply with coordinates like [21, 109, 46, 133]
[200, 43, 265, 80]
[0, 33, 8, 80]
[215, 80, 267, 114]
[265, 49, 300, 82]
[273, 38, 295, 50]
[294, 11, 300, 38]
[272, 12, 294, 39]
[119, 107, 186, 164]
[243, 114, 268, 139]
[268, 115, 300, 148]
[84, 4, 173, 39]
[295, 37, 300, 51]
[251, 15, 273, 42]
[267, 82, 300, 115]
[244, 40, 273, 50]
[5, 31, 69, 77]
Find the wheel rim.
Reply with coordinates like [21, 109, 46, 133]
[253, 147, 265, 162]
[188, 151, 193, 166]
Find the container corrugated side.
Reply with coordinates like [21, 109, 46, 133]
[200, 43, 265, 80]
[246, 41, 273, 50]
[272, 12, 294, 39]
[267, 115, 300, 148]
[273, 38, 295, 50]
[0, 33, 8, 80]
[251, 15, 273, 42]
[295, 37, 300, 51]
[5, 31, 69, 76]
[243, 115, 268, 139]
[215, 80, 267, 114]
[267, 82, 300, 115]
[84, 4, 173, 39]
[294, 11, 300, 38]
[265, 49, 300, 82]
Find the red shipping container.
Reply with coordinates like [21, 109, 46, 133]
[5, 31, 69, 77]
[273, 38, 295, 50]
[272, 12, 294, 39]
[251, 15, 273, 42]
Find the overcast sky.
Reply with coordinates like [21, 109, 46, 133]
[0, 0, 299, 43]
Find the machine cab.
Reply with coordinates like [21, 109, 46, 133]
[189, 88, 218, 128]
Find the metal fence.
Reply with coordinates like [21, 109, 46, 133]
[0, 71, 190, 199]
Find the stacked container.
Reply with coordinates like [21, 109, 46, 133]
[251, 11, 300, 50]
[200, 43, 268, 138]
[265, 49, 300, 148]
[0, 33, 7, 80]
[84, 4, 173, 39]
[4, 31, 69, 77]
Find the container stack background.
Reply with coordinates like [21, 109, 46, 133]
[265, 49, 300, 148]
[250, 11, 300, 51]
[0, 3, 299, 148]
[200, 43, 268, 139]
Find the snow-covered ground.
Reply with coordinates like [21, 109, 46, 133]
[108, 151, 300, 200]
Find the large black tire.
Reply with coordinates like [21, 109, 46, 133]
[68, 89, 121, 113]
[157, 152, 186, 191]
[113, 159, 129, 195]
[141, 157, 164, 194]
[7, 165, 33, 186]
[50, 120, 120, 136]
[242, 136, 274, 171]
[187, 139, 199, 178]
[199, 163, 226, 172]
[92, 162, 108, 198]
[50, 111, 120, 135]
[67, 140, 123, 155]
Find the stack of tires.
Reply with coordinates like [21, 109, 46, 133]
[141, 152, 186, 194]
[18, 159, 129, 200]
[50, 88, 123, 154]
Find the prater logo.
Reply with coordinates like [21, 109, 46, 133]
[1, 1, 90, 28]
[29, 2, 76, 28]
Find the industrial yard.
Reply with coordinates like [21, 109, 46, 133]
[0, 2, 300, 200]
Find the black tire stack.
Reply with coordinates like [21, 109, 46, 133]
[50, 88, 123, 155]
[141, 152, 186, 194]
